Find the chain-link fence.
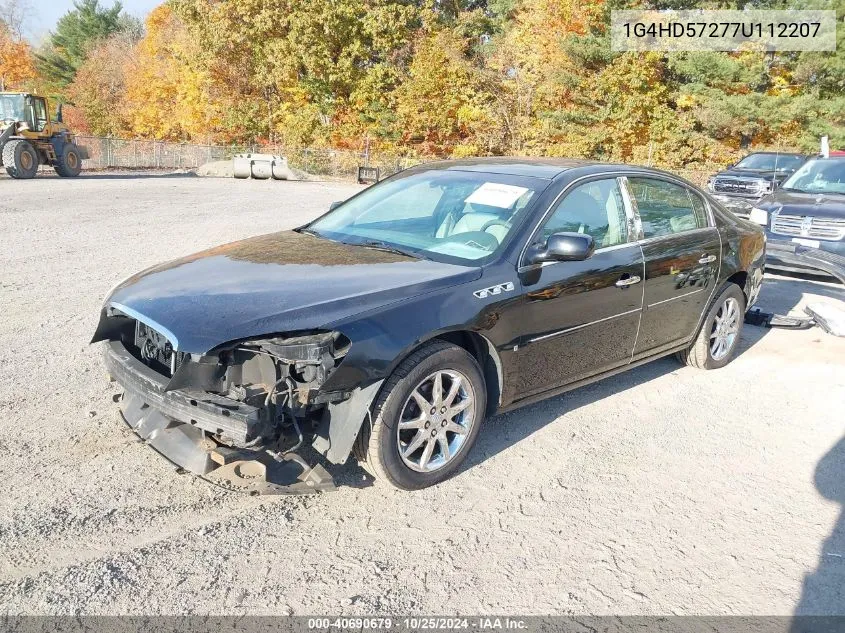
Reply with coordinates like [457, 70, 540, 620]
[77, 136, 231, 170]
[75, 136, 429, 179]
[75, 136, 712, 185]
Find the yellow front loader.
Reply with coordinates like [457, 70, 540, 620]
[0, 92, 88, 179]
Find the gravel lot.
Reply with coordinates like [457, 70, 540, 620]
[1, 171, 844, 615]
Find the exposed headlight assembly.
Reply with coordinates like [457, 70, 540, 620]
[244, 331, 351, 364]
[168, 331, 351, 396]
[238, 331, 352, 397]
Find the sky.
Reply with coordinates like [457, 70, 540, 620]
[26, 0, 160, 42]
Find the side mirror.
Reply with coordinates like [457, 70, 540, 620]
[329, 201, 343, 211]
[525, 232, 595, 265]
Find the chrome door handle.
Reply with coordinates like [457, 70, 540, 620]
[699, 255, 717, 264]
[615, 275, 642, 287]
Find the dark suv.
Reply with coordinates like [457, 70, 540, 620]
[707, 152, 809, 217]
[749, 157, 845, 283]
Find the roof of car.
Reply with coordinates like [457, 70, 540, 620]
[405, 157, 718, 187]
[415, 157, 596, 179]
[743, 151, 808, 157]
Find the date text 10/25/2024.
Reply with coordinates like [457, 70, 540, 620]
[307, 618, 528, 630]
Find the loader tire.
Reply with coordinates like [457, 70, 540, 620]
[3, 140, 38, 179]
[54, 143, 82, 177]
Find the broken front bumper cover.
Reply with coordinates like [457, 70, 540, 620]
[766, 239, 845, 285]
[104, 340, 335, 495]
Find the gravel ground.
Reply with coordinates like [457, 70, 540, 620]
[1, 171, 844, 616]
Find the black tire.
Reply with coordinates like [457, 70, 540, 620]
[358, 340, 487, 490]
[3, 140, 38, 179]
[54, 143, 82, 177]
[676, 283, 746, 370]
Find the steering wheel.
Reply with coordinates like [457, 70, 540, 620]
[441, 230, 500, 251]
[480, 218, 511, 234]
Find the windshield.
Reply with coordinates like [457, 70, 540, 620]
[735, 153, 805, 172]
[781, 159, 845, 195]
[307, 170, 545, 264]
[0, 94, 24, 122]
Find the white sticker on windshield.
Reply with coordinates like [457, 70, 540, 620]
[465, 182, 529, 209]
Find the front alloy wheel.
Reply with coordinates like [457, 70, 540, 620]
[397, 370, 476, 473]
[359, 340, 486, 490]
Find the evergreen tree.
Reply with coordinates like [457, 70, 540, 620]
[37, 0, 132, 88]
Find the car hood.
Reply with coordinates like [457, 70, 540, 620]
[97, 231, 481, 353]
[716, 168, 792, 182]
[757, 191, 845, 219]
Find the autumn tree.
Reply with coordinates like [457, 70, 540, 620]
[171, 0, 422, 146]
[38, 0, 138, 88]
[49, 0, 845, 167]
[394, 24, 493, 154]
[66, 31, 138, 136]
[122, 4, 220, 141]
[0, 18, 35, 91]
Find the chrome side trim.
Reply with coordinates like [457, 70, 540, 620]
[646, 288, 705, 309]
[619, 176, 643, 240]
[637, 227, 714, 247]
[527, 308, 641, 344]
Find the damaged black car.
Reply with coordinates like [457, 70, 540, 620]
[92, 159, 765, 493]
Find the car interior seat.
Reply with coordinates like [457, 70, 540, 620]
[436, 203, 511, 243]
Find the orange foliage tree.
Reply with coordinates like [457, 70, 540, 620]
[0, 20, 36, 91]
[67, 33, 138, 136]
[122, 4, 221, 141]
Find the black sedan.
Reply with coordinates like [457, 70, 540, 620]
[92, 159, 766, 492]
[745, 157, 845, 283]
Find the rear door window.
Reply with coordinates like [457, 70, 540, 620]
[628, 178, 707, 238]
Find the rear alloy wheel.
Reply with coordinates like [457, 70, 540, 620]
[676, 283, 746, 370]
[359, 340, 486, 490]
[709, 297, 741, 361]
[3, 140, 38, 179]
[54, 143, 82, 177]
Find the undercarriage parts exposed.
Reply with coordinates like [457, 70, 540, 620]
[119, 392, 335, 494]
[100, 311, 356, 494]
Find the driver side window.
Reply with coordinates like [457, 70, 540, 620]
[540, 179, 629, 249]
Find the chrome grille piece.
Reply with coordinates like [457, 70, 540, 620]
[771, 213, 845, 241]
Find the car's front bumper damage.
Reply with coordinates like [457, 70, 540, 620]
[766, 239, 845, 285]
[104, 340, 336, 495]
